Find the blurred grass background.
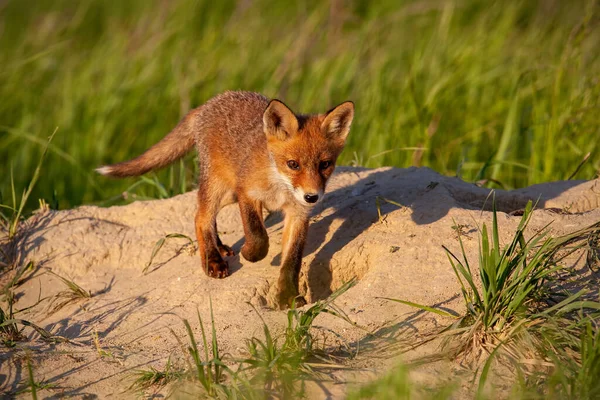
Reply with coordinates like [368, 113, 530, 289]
[0, 0, 599, 211]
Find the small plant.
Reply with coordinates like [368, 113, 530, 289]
[128, 357, 185, 393]
[27, 359, 38, 400]
[375, 196, 404, 223]
[542, 319, 600, 399]
[45, 268, 92, 314]
[347, 360, 459, 400]
[0, 290, 56, 347]
[0, 128, 57, 242]
[0, 262, 63, 347]
[241, 280, 357, 397]
[143, 233, 195, 274]
[92, 329, 123, 364]
[0, 292, 24, 346]
[385, 198, 600, 396]
[170, 280, 358, 398]
[17, 359, 55, 398]
[1, 260, 35, 295]
[181, 299, 233, 398]
[347, 362, 413, 400]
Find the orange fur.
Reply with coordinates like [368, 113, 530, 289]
[97, 91, 354, 308]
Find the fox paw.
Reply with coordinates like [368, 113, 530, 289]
[205, 259, 229, 279]
[218, 243, 235, 257]
[276, 288, 306, 310]
[241, 238, 269, 262]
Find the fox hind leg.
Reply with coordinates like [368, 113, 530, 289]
[215, 190, 237, 257]
[215, 223, 235, 257]
[195, 188, 229, 279]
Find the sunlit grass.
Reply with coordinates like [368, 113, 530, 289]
[136, 281, 358, 398]
[382, 199, 600, 397]
[1, 0, 598, 213]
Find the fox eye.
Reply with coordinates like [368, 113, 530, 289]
[287, 160, 300, 170]
[319, 160, 332, 170]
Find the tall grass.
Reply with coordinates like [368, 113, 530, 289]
[440, 200, 599, 360]
[1, 0, 599, 212]
[384, 199, 600, 397]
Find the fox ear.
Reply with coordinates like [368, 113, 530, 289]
[263, 100, 299, 140]
[321, 101, 354, 144]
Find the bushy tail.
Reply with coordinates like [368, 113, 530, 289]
[96, 108, 200, 178]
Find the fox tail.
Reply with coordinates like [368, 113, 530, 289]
[96, 109, 199, 178]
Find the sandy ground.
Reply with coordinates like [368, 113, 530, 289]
[1, 166, 599, 398]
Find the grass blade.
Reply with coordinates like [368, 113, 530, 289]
[379, 297, 457, 318]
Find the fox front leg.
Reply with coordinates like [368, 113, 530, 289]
[277, 210, 309, 309]
[238, 193, 269, 262]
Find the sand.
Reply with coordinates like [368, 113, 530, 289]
[2, 166, 599, 398]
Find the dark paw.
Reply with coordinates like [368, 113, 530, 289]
[241, 238, 269, 262]
[218, 243, 235, 257]
[205, 258, 229, 279]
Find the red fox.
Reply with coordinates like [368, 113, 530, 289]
[97, 91, 354, 308]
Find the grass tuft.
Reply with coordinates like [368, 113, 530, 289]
[440, 199, 600, 363]
[144, 233, 195, 274]
[45, 268, 92, 315]
[0, 128, 57, 241]
[161, 280, 358, 398]
[242, 279, 357, 397]
[384, 198, 600, 396]
[128, 357, 185, 393]
[0, 298, 58, 346]
[180, 299, 231, 397]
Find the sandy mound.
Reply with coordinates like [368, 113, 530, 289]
[3, 166, 599, 397]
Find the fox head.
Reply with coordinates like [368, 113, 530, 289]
[263, 99, 354, 207]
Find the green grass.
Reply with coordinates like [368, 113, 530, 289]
[0, 128, 56, 266]
[240, 279, 357, 397]
[45, 268, 92, 315]
[383, 199, 600, 397]
[444, 200, 600, 362]
[1, 0, 599, 213]
[0, 291, 56, 347]
[128, 357, 186, 394]
[347, 361, 459, 400]
[0, 261, 64, 347]
[144, 232, 195, 274]
[146, 281, 358, 398]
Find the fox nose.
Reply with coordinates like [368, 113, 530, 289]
[304, 193, 319, 204]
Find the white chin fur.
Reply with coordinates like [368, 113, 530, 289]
[293, 190, 310, 205]
[95, 166, 113, 176]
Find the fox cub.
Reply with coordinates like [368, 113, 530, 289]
[97, 91, 354, 308]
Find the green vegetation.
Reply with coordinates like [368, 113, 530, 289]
[442, 200, 600, 362]
[383, 200, 600, 398]
[240, 280, 356, 397]
[0, 261, 61, 347]
[45, 268, 92, 315]
[128, 357, 186, 394]
[1, 0, 599, 213]
[131, 282, 357, 398]
[1, 1, 600, 397]
[0, 129, 56, 245]
[0, 290, 56, 347]
[144, 232, 195, 274]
